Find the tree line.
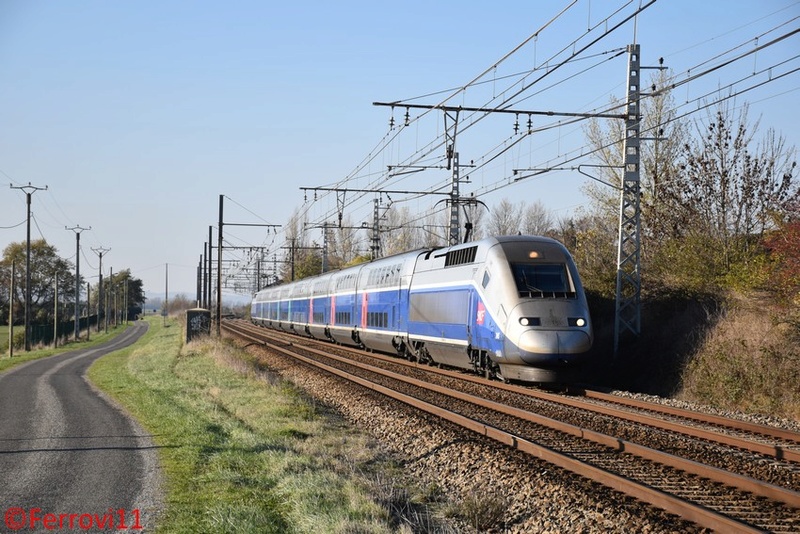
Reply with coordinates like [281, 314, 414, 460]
[0, 239, 145, 328]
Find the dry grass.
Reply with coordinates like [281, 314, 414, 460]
[678, 293, 800, 421]
[440, 486, 509, 532]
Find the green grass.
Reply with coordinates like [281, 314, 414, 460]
[88, 316, 408, 533]
[0, 323, 131, 373]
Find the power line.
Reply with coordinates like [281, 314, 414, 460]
[0, 220, 26, 230]
[343, 4, 653, 223]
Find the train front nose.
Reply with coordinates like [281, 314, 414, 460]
[516, 329, 592, 359]
[506, 303, 592, 364]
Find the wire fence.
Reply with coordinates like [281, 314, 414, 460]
[3, 314, 100, 351]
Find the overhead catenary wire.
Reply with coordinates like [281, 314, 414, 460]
[248, 1, 799, 291]
[311, 1, 658, 231]
[304, 1, 593, 225]
[384, 19, 799, 213]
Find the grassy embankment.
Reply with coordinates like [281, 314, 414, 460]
[588, 290, 800, 422]
[677, 294, 800, 420]
[88, 316, 425, 533]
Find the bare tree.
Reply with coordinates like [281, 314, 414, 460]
[420, 210, 447, 248]
[583, 69, 689, 236]
[521, 200, 554, 235]
[487, 198, 523, 235]
[327, 214, 364, 268]
[382, 205, 418, 256]
[554, 211, 618, 296]
[280, 208, 316, 281]
[667, 101, 798, 270]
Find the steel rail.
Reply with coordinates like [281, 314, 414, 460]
[400, 354, 800, 463]
[568, 385, 800, 443]
[263, 327, 800, 508]
[222, 321, 798, 532]
[235, 320, 800, 461]
[239, 320, 800, 463]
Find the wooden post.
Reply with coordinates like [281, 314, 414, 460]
[8, 260, 14, 358]
[53, 272, 58, 348]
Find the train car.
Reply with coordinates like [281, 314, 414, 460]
[251, 235, 593, 382]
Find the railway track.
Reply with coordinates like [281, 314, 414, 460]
[222, 319, 800, 533]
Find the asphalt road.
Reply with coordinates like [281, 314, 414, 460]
[0, 322, 161, 532]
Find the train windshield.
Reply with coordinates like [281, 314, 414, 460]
[511, 263, 575, 298]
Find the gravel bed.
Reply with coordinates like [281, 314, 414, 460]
[267, 328, 800, 491]
[238, 338, 705, 533]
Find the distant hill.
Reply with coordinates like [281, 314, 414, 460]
[144, 291, 251, 311]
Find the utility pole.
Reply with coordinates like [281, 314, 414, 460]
[124, 279, 129, 324]
[86, 283, 90, 341]
[256, 249, 263, 291]
[66, 225, 90, 341]
[165, 263, 169, 327]
[53, 272, 57, 348]
[321, 225, 328, 273]
[207, 226, 213, 310]
[106, 267, 112, 333]
[290, 238, 295, 281]
[199, 242, 208, 308]
[10, 182, 48, 351]
[196, 254, 203, 307]
[216, 196, 223, 335]
[213, 195, 280, 333]
[91, 246, 109, 333]
[8, 261, 14, 357]
[112, 267, 118, 327]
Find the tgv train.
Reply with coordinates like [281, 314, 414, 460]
[250, 235, 593, 382]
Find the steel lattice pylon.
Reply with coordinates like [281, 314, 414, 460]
[614, 44, 642, 356]
[449, 151, 461, 245]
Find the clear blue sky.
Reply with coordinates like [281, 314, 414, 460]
[1, 1, 798, 298]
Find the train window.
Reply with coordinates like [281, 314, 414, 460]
[337, 274, 356, 290]
[511, 263, 575, 298]
[482, 271, 490, 288]
[367, 312, 388, 328]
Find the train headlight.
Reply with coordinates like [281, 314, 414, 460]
[568, 317, 587, 327]
[519, 317, 541, 326]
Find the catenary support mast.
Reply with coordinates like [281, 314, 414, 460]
[614, 44, 643, 355]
